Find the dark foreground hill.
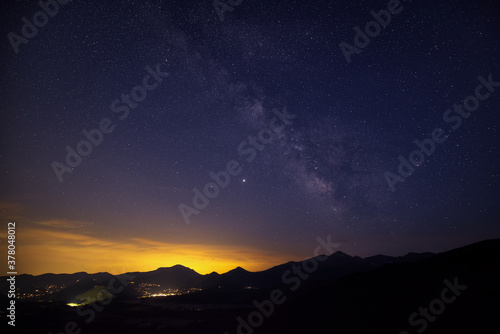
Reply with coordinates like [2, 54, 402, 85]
[261, 238, 500, 334]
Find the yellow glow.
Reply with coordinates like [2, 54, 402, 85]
[11, 226, 291, 275]
[66, 303, 82, 307]
[150, 293, 177, 297]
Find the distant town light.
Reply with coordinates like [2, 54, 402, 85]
[66, 303, 81, 307]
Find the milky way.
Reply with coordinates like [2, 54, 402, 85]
[1, 0, 499, 274]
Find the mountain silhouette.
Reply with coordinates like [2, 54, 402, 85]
[1, 249, 434, 302]
[1, 239, 499, 334]
[261, 239, 500, 334]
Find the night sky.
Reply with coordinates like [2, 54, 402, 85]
[1, 0, 499, 275]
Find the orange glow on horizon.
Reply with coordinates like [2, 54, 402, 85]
[7, 226, 292, 276]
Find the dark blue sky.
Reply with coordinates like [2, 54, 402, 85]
[1, 0, 499, 274]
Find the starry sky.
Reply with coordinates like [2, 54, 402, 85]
[1, 0, 499, 275]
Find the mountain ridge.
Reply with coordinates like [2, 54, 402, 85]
[7, 240, 499, 302]
[0, 248, 440, 301]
